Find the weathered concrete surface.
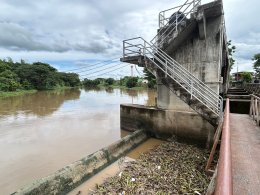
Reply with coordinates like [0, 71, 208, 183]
[13, 130, 148, 195]
[156, 0, 228, 110]
[157, 81, 195, 111]
[230, 114, 260, 195]
[121, 104, 214, 147]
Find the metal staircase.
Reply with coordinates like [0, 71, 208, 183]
[121, 0, 223, 126]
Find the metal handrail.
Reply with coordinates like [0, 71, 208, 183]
[215, 98, 233, 195]
[124, 37, 222, 101]
[151, 0, 201, 46]
[145, 48, 221, 114]
[158, 0, 200, 28]
[123, 37, 223, 116]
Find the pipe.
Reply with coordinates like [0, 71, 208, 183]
[215, 98, 233, 194]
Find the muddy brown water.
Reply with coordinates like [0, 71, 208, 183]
[0, 87, 156, 194]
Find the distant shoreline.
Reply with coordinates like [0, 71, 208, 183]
[0, 85, 150, 98]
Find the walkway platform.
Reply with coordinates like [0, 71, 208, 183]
[230, 113, 260, 194]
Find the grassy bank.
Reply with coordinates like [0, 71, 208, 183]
[0, 89, 37, 98]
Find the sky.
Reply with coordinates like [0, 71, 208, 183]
[0, 0, 259, 78]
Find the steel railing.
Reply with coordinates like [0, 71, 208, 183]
[215, 98, 233, 195]
[123, 37, 223, 116]
[243, 83, 260, 94]
[249, 94, 260, 126]
[151, 0, 201, 47]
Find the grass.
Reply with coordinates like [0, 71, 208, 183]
[0, 89, 37, 98]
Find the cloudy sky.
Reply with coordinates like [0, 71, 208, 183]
[0, 0, 259, 78]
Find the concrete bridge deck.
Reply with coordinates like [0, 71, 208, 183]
[231, 113, 260, 194]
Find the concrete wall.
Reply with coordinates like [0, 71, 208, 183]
[13, 130, 148, 195]
[170, 17, 222, 93]
[157, 80, 195, 111]
[121, 104, 214, 147]
[156, 1, 226, 110]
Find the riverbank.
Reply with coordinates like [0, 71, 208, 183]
[0, 85, 149, 99]
[97, 84, 146, 90]
[0, 86, 79, 99]
[92, 141, 213, 194]
[0, 90, 37, 98]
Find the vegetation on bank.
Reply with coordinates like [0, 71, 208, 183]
[82, 75, 155, 89]
[0, 89, 37, 98]
[82, 68, 156, 89]
[0, 57, 157, 97]
[0, 58, 81, 93]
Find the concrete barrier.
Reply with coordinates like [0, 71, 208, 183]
[121, 104, 214, 147]
[13, 130, 148, 195]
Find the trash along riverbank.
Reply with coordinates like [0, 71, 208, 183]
[92, 141, 215, 194]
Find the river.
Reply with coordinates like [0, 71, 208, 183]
[0, 87, 156, 194]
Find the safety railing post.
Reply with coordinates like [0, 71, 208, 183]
[175, 13, 178, 32]
[220, 99, 223, 117]
[165, 61, 168, 78]
[191, 80, 193, 99]
[123, 41, 125, 59]
[144, 41, 146, 61]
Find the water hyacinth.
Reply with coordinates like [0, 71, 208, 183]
[92, 141, 215, 194]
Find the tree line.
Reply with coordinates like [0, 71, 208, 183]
[82, 68, 156, 89]
[0, 58, 80, 92]
[0, 58, 157, 93]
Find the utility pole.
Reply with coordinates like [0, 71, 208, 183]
[237, 62, 239, 81]
[131, 65, 133, 77]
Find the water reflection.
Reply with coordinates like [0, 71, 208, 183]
[0, 88, 80, 118]
[0, 87, 156, 195]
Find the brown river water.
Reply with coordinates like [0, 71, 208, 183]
[0, 87, 156, 194]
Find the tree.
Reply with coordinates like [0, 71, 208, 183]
[58, 72, 80, 87]
[105, 78, 114, 85]
[253, 53, 260, 76]
[0, 70, 20, 91]
[82, 79, 100, 87]
[126, 77, 138, 88]
[241, 72, 252, 83]
[0, 61, 11, 73]
[143, 68, 156, 88]
[227, 40, 236, 70]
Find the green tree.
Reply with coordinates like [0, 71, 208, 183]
[241, 72, 252, 83]
[253, 53, 260, 76]
[227, 40, 236, 70]
[82, 79, 100, 87]
[33, 62, 57, 72]
[16, 64, 55, 90]
[0, 61, 11, 73]
[143, 68, 156, 88]
[105, 78, 114, 85]
[126, 77, 138, 88]
[0, 70, 20, 91]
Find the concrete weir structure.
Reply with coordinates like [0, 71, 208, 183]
[13, 131, 148, 194]
[121, 0, 229, 146]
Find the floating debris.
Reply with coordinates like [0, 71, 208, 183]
[92, 141, 214, 194]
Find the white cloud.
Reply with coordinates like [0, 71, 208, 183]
[0, 0, 259, 75]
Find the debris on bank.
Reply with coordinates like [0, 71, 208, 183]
[92, 141, 214, 194]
